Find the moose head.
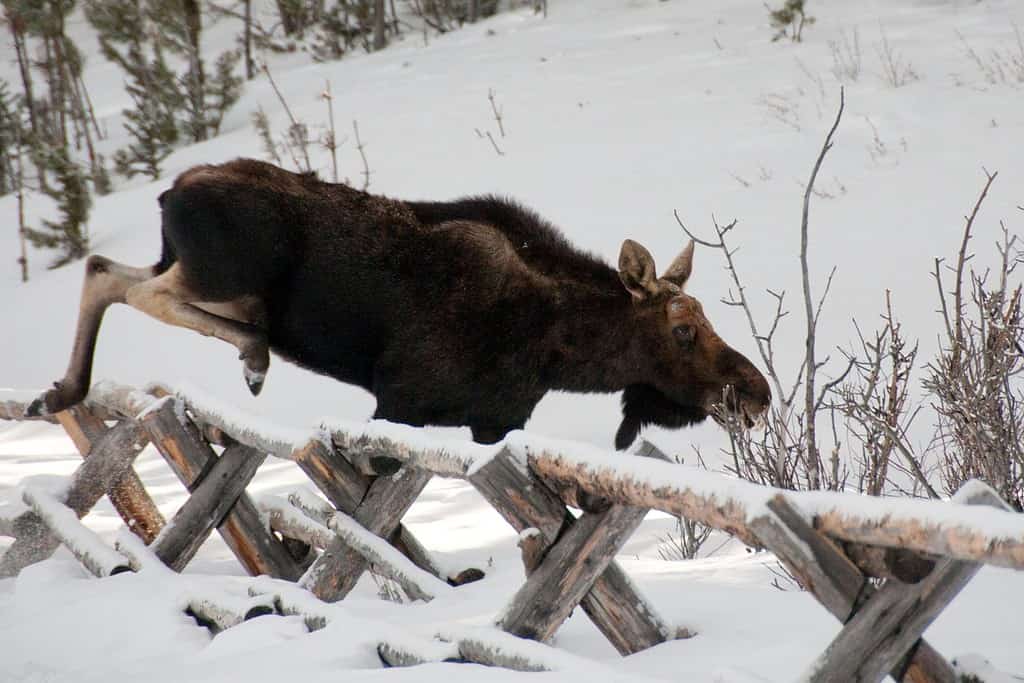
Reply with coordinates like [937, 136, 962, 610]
[614, 239, 771, 449]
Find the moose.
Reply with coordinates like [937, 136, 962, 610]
[27, 159, 771, 448]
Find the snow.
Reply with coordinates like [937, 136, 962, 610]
[2, 0, 1024, 680]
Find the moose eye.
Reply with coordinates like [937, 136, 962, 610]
[673, 324, 697, 350]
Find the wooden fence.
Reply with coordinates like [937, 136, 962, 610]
[1, 380, 1022, 682]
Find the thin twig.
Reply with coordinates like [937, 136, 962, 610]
[352, 120, 371, 190]
[321, 81, 339, 183]
[262, 64, 311, 171]
[488, 88, 505, 138]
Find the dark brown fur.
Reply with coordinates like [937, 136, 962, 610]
[31, 159, 771, 447]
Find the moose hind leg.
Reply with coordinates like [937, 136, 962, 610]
[124, 264, 270, 395]
[27, 256, 156, 417]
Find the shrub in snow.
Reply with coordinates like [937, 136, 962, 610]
[768, 0, 815, 43]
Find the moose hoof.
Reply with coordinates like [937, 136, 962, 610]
[243, 365, 266, 396]
[25, 382, 84, 418]
[24, 397, 50, 418]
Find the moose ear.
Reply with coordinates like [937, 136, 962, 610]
[661, 240, 695, 289]
[618, 239, 660, 300]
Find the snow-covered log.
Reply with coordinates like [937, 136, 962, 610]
[115, 529, 173, 574]
[22, 486, 132, 577]
[185, 591, 276, 633]
[247, 578, 334, 632]
[299, 467, 433, 601]
[498, 503, 647, 643]
[0, 418, 148, 578]
[469, 446, 672, 655]
[0, 398, 60, 423]
[57, 404, 164, 543]
[749, 494, 957, 683]
[377, 635, 460, 667]
[291, 444, 449, 582]
[139, 398, 303, 580]
[804, 483, 1011, 683]
[323, 509, 452, 602]
[261, 495, 335, 550]
[511, 436, 1024, 571]
[151, 442, 268, 572]
[287, 489, 335, 527]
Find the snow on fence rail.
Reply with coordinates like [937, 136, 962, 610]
[1, 380, 1022, 682]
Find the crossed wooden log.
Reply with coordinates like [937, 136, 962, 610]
[1, 382, 1022, 681]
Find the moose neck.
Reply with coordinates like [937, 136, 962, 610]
[543, 281, 641, 393]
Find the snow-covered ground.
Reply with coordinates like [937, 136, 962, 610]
[2, 0, 1023, 680]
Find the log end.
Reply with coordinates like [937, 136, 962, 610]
[369, 456, 403, 476]
[448, 568, 486, 586]
[244, 604, 275, 621]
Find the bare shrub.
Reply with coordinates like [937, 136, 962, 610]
[658, 517, 713, 561]
[926, 171, 1024, 510]
[834, 293, 939, 498]
[757, 91, 801, 132]
[767, 0, 815, 44]
[876, 25, 919, 88]
[829, 27, 862, 83]
[676, 90, 852, 492]
[957, 26, 1024, 86]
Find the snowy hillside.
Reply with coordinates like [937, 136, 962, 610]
[2, 0, 1023, 680]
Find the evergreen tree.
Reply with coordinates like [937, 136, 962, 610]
[0, 79, 21, 194]
[87, 0, 244, 175]
[24, 143, 91, 268]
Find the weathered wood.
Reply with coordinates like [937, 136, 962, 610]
[141, 399, 302, 580]
[81, 382, 1024, 571]
[517, 528, 545, 576]
[750, 495, 955, 683]
[58, 405, 164, 542]
[300, 466, 432, 601]
[324, 509, 450, 602]
[328, 429, 475, 479]
[808, 557, 979, 683]
[0, 418, 148, 578]
[22, 486, 132, 577]
[295, 439, 448, 580]
[152, 443, 268, 571]
[526, 446, 1024, 571]
[807, 487, 1010, 683]
[266, 494, 448, 601]
[750, 495, 867, 621]
[185, 592, 277, 633]
[498, 504, 648, 644]
[470, 447, 671, 655]
[457, 636, 550, 672]
[0, 399, 61, 422]
[247, 579, 334, 632]
[262, 496, 336, 550]
[378, 639, 459, 667]
[90, 380, 305, 460]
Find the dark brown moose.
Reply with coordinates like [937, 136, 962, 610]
[28, 159, 770, 447]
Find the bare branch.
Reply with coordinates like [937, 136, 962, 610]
[800, 86, 845, 489]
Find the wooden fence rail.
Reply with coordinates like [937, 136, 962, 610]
[1, 380, 1022, 682]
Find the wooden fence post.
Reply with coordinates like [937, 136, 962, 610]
[469, 447, 672, 654]
[58, 404, 165, 542]
[498, 503, 648, 643]
[140, 399, 302, 580]
[0, 418, 148, 577]
[152, 443, 268, 571]
[300, 465, 432, 601]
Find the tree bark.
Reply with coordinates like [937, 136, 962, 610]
[373, 0, 387, 51]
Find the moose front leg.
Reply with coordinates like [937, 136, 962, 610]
[123, 264, 270, 395]
[27, 256, 154, 417]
